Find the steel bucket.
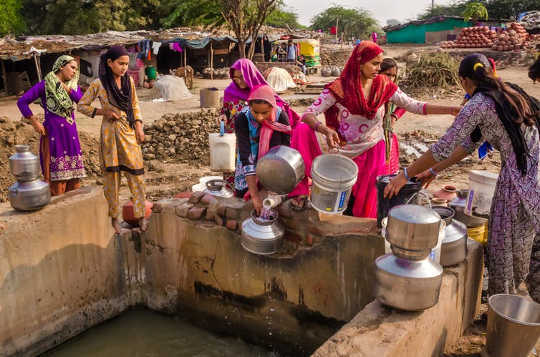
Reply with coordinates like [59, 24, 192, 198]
[485, 294, 540, 357]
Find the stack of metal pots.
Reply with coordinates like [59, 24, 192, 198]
[375, 205, 444, 311]
[8, 145, 51, 211]
[432, 206, 469, 267]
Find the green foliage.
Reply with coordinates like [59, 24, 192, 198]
[265, 7, 303, 29]
[416, 0, 538, 21]
[0, 0, 26, 35]
[310, 6, 379, 39]
[463, 2, 488, 22]
[161, 0, 224, 28]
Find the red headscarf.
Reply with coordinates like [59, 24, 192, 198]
[248, 85, 292, 159]
[324, 42, 398, 134]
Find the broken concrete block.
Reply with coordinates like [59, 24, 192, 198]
[188, 191, 205, 204]
[215, 215, 224, 226]
[174, 192, 192, 199]
[205, 201, 219, 221]
[200, 194, 218, 206]
[175, 203, 194, 218]
[187, 207, 206, 220]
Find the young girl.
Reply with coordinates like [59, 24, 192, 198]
[78, 46, 147, 233]
[234, 85, 291, 215]
[379, 58, 407, 174]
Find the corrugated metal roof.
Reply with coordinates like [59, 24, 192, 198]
[384, 16, 509, 33]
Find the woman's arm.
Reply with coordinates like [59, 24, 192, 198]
[416, 146, 469, 188]
[77, 80, 118, 120]
[17, 82, 46, 136]
[390, 88, 461, 116]
[131, 78, 144, 143]
[69, 86, 84, 103]
[302, 89, 340, 148]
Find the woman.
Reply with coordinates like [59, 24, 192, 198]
[219, 58, 300, 133]
[291, 42, 460, 217]
[384, 54, 540, 302]
[234, 85, 291, 215]
[78, 46, 147, 233]
[530, 56, 540, 83]
[17, 55, 86, 196]
[379, 58, 407, 174]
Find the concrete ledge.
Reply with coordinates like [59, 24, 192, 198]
[0, 186, 141, 357]
[312, 240, 483, 357]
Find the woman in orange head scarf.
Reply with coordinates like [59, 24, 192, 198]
[291, 42, 461, 217]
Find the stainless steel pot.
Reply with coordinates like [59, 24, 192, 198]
[433, 206, 468, 267]
[9, 179, 51, 211]
[375, 253, 443, 311]
[9, 145, 41, 182]
[256, 146, 305, 195]
[386, 205, 442, 253]
[241, 211, 284, 255]
[203, 179, 234, 198]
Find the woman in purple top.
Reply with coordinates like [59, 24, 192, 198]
[17, 55, 86, 196]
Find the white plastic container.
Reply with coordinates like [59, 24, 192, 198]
[209, 122, 236, 172]
[465, 170, 498, 216]
[381, 217, 444, 264]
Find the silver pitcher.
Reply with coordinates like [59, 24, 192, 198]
[433, 206, 468, 267]
[203, 179, 234, 198]
[375, 253, 443, 311]
[9, 145, 41, 182]
[256, 145, 305, 195]
[241, 211, 284, 255]
[9, 179, 51, 211]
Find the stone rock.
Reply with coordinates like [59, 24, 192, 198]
[188, 191, 205, 204]
[200, 194, 218, 206]
[215, 215, 224, 226]
[305, 234, 314, 246]
[205, 201, 219, 221]
[174, 192, 192, 199]
[175, 203, 194, 218]
[187, 207, 206, 220]
[225, 220, 238, 231]
[216, 204, 227, 217]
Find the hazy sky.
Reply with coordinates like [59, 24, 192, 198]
[285, 0, 455, 27]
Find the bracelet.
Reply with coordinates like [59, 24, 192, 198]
[403, 167, 411, 181]
[429, 168, 438, 176]
[314, 121, 322, 132]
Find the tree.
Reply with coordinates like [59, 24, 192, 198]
[463, 2, 488, 22]
[0, 0, 26, 35]
[311, 6, 379, 40]
[386, 19, 400, 27]
[160, 0, 224, 28]
[415, 0, 538, 21]
[265, 7, 303, 29]
[219, 0, 280, 59]
[417, 4, 465, 20]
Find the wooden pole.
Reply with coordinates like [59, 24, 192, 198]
[210, 43, 214, 80]
[33, 54, 42, 82]
[336, 17, 339, 42]
[184, 47, 187, 67]
[0, 59, 7, 95]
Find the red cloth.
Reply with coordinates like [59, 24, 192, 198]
[330, 26, 337, 35]
[324, 42, 398, 140]
[393, 107, 406, 119]
[247, 85, 292, 159]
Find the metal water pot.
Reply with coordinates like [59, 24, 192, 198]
[203, 179, 234, 198]
[9, 145, 41, 182]
[256, 146, 305, 195]
[375, 253, 443, 311]
[9, 179, 51, 211]
[433, 206, 468, 267]
[241, 211, 284, 255]
[386, 205, 442, 257]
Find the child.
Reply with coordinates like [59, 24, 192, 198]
[234, 85, 291, 215]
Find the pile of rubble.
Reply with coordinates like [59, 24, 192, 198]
[320, 45, 352, 66]
[141, 109, 220, 164]
[0, 116, 101, 202]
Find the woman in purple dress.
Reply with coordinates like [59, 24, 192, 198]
[385, 54, 540, 302]
[17, 55, 86, 195]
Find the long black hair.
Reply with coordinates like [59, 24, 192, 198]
[459, 53, 537, 175]
[380, 58, 397, 74]
[529, 56, 540, 82]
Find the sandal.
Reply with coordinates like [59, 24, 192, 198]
[139, 217, 149, 232]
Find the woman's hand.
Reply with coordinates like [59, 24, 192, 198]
[252, 192, 263, 216]
[29, 116, 46, 136]
[322, 127, 340, 149]
[416, 169, 436, 189]
[103, 109, 120, 121]
[383, 172, 408, 199]
[135, 123, 145, 144]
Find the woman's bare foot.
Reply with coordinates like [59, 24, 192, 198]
[111, 218, 121, 234]
[139, 217, 149, 232]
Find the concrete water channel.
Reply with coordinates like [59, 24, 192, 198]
[0, 186, 484, 356]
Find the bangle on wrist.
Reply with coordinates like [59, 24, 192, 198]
[403, 167, 411, 181]
[314, 121, 322, 132]
[429, 168, 438, 176]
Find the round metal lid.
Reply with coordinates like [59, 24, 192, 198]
[388, 204, 441, 225]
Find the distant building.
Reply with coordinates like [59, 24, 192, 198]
[384, 16, 506, 44]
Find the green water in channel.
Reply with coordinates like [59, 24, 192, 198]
[41, 309, 280, 357]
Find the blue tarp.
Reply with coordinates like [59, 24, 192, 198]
[170, 36, 237, 50]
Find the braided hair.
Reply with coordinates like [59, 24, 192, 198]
[459, 53, 537, 175]
[529, 56, 540, 82]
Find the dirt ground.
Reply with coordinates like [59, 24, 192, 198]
[1, 44, 538, 202]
